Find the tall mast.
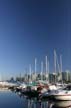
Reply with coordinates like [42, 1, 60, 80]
[41, 61, 43, 80]
[57, 56, 60, 73]
[35, 58, 37, 80]
[60, 55, 63, 83]
[26, 69, 28, 82]
[46, 56, 47, 81]
[48, 60, 49, 83]
[54, 50, 57, 83]
[29, 64, 32, 81]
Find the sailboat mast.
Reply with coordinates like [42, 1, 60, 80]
[48, 60, 49, 83]
[41, 61, 43, 80]
[29, 64, 32, 81]
[54, 50, 56, 73]
[54, 50, 57, 83]
[46, 56, 47, 81]
[60, 55, 63, 83]
[35, 58, 37, 80]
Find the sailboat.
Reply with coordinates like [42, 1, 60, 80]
[39, 51, 65, 100]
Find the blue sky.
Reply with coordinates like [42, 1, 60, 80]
[0, 0, 71, 80]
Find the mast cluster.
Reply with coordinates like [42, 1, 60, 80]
[26, 50, 63, 83]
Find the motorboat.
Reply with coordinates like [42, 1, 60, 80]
[39, 84, 67, 100]
[52, 84, 71, 100]
[39, 85, 59, 100]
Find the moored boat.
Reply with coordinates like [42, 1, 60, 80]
[52, 84, 71, 100]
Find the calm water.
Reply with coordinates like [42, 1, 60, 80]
[0, 90, 71, 108]
[0, 90, 49, 108]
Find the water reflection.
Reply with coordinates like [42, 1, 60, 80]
[16, 92, 71, 108]
[53, 100, 71, 108]
[26, 98, 71, 108]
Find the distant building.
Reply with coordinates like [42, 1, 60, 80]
[31, 73, 36, 81]
[49, 73, 57, 83]
[62, 70, 71, 82]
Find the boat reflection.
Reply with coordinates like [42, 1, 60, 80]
[16, 92, 71, 108]
[27, 100, 71, 108]
[52, 100, 71, 108]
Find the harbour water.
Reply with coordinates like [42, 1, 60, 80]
[0, 90, 71, 108]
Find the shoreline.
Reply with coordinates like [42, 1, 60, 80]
[0, 87, 10, 91]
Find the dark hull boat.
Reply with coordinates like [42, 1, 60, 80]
[21, 89, 40, 98]
[21, 86, 43, 98]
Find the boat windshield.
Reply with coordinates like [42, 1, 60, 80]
[63, 85, 71, 90]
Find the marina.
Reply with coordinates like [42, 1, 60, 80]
[0, 89, 71, 108]
[0, 0, 71, 108]
[0, 80, 71, 108]
[0, 50, 71, 108]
